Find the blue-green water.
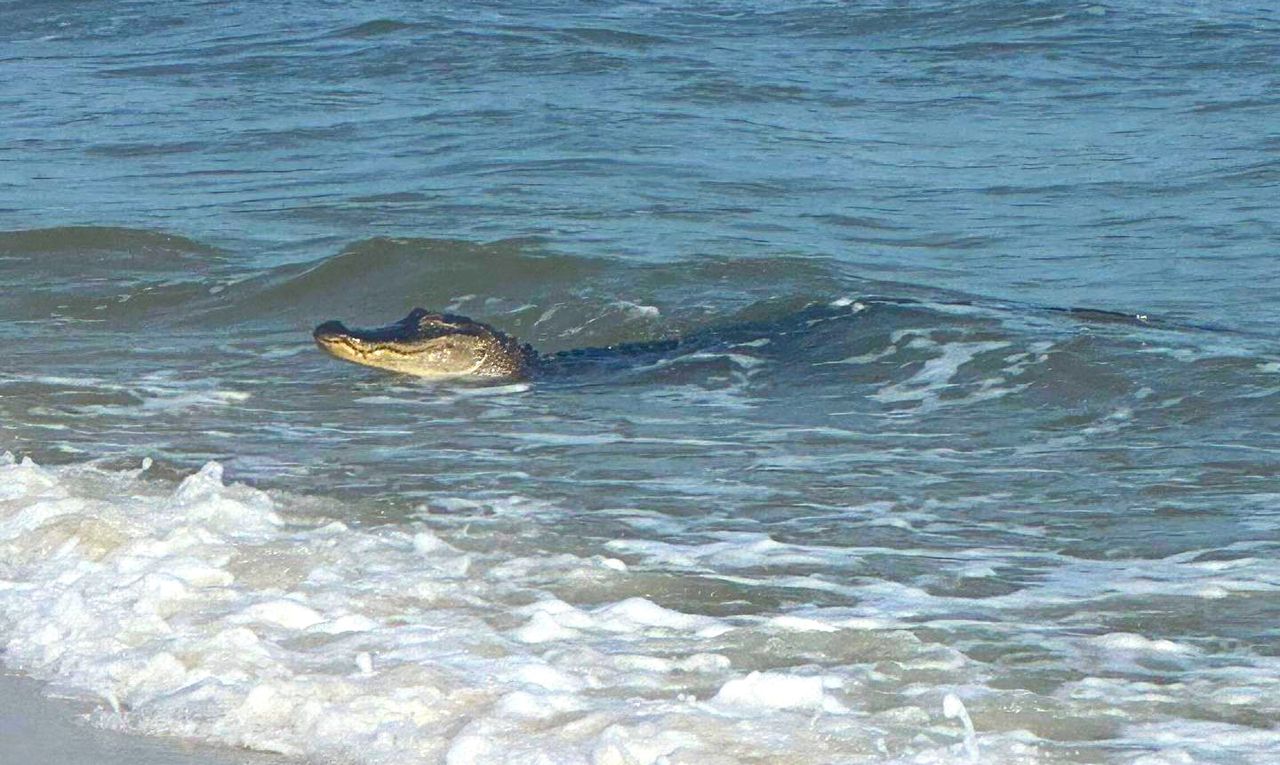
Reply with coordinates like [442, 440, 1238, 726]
[1, 2, 1278, 763]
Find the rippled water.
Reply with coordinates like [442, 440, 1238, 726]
[2, 2, 1278, 764]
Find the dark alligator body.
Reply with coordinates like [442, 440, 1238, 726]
[313, 299, 1236, 382]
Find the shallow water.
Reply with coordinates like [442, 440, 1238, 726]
[2, 1, 1279, 763]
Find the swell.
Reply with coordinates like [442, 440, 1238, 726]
[0, 226, 222, 258]
[0, 227, 234, 328]
[0, 228, 846, 348]
[229, 236, 858, 348]
[0, 227, 1268, 359]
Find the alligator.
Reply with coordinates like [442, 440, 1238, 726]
[313, 302, 1223, 381]
[314, 306, 697, 380]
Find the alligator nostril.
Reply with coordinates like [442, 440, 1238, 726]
[313, 320, 347, 340]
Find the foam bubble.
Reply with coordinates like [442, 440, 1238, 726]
[1089, 633, 1198, 655]
[711, 671, 845, 714]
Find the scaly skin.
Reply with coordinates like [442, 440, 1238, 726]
[314, 308, 536, 380]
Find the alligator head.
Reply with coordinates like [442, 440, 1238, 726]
[313, 308, 535, 379]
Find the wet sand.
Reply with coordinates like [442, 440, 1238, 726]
[0, 672, 285, 765]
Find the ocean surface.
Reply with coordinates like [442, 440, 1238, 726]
[2, 1, 1278, 763]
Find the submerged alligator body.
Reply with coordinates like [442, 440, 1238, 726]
[313, 302, 1220, 381]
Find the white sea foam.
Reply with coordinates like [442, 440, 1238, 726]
[605, 532, 857, 570]
[2, 455, 1278, 764]
[0, 456, 953, 763]
[869, 335, 1015, 412]
[17, 372, 252, 416]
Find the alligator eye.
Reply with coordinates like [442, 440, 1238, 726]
[313, 320, 347, 340]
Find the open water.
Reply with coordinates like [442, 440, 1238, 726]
[1, 1, 1278, 763]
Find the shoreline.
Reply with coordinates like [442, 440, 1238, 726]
[0, 671, 285, 765]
